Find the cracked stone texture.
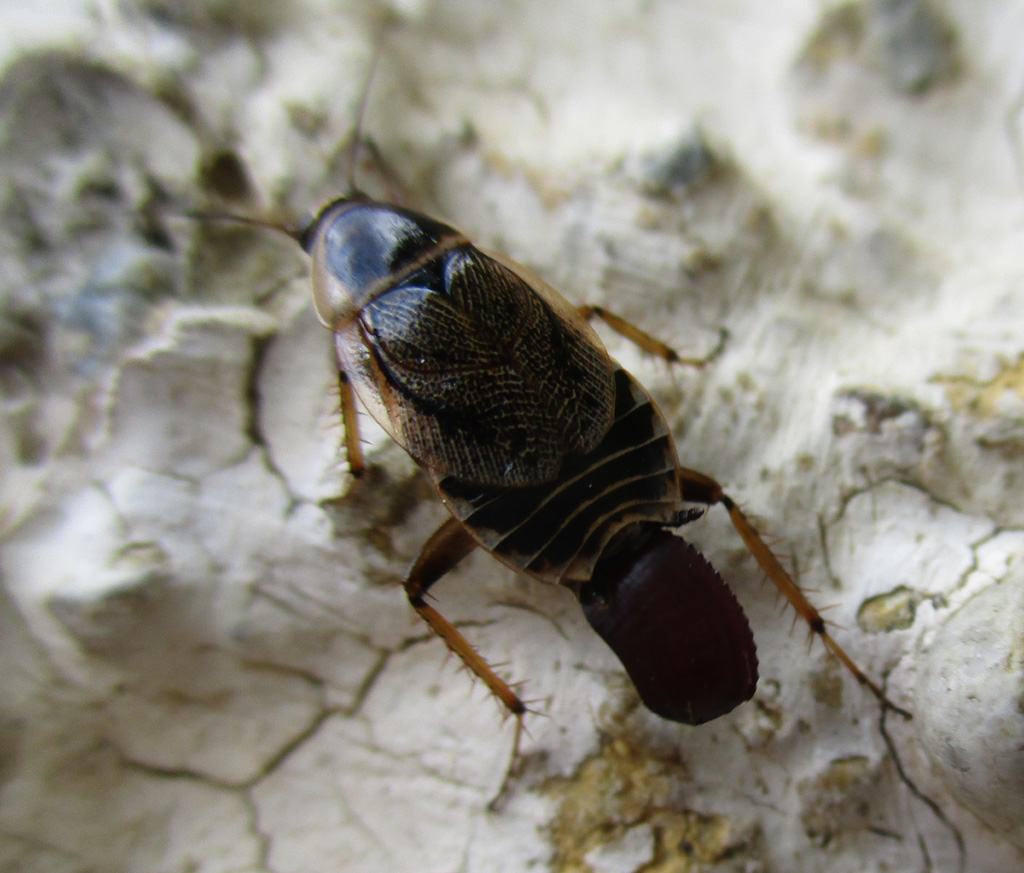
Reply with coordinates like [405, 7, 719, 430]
[1, 1, 1024, 872]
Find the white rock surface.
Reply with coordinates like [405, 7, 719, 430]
[916, 563, 1024, 850]
[2, 2, 1024, 872]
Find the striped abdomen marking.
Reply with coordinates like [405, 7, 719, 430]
[435, 368, 683, 584]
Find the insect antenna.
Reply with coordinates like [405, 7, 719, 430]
[178, 207, 306, 243]
[345, 35, 386, 196]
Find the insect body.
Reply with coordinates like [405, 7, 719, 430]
[302, 193, 904, 726]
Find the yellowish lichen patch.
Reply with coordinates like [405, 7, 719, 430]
[797, 755, 877, 842]
[808, 661, 844, 710]
[932, 354, 1024, 419]
[647, 809, 753, 871]
[857, 585, 919, 633]
[797, 2, 865, 72]
[542, 737, 754, 872]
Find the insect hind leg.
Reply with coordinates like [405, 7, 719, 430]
[405, 517, 527, 718]
[677, 466, 912, 720]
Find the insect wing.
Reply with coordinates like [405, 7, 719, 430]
[336, 244, 616, 486]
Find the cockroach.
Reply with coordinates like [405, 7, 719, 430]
[208, 57, 909, 731]
[295, 190, 910, 726]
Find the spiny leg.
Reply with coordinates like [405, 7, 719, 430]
[577, 305, 726, 367]
[405, 517, 527, 719]
[676, 466, 912, 720]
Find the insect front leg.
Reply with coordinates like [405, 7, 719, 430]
[337, 368, 365, 478]
[577, 305, 727, 367]
[676, 466, 912, 720]
[405, 517, 527, 718]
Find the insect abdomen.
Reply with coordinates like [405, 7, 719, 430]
[436, 367, 683, 584]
